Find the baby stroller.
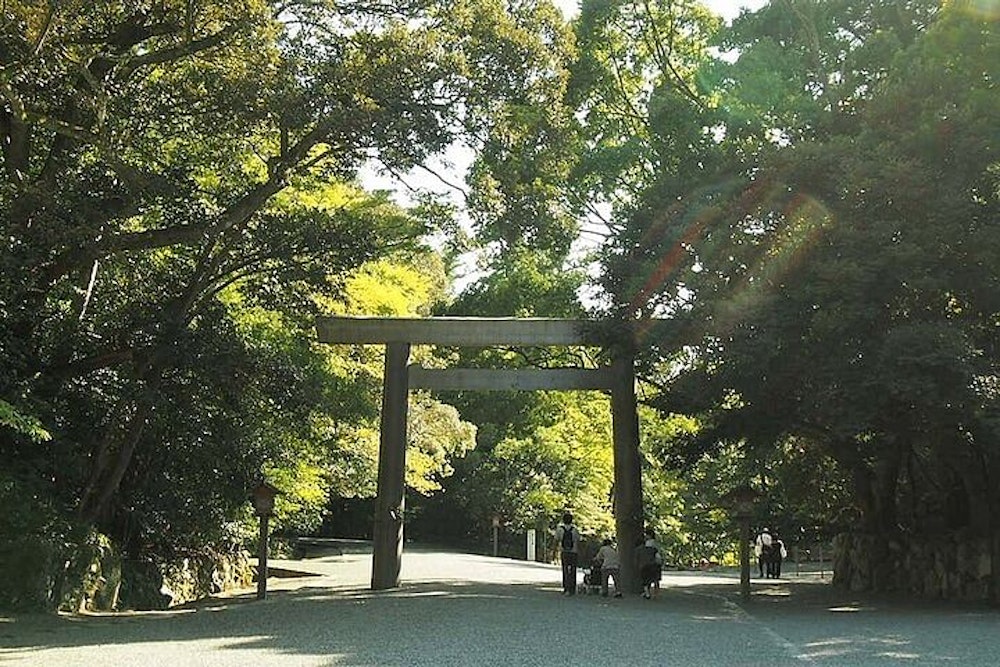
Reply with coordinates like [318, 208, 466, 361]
[580, 557, 603, 595]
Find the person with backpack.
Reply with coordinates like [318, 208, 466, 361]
[637, 528, 664, 599]
[554, 512, 580, 595]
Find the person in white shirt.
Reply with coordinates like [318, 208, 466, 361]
[594, 538, 622, 598]
[755, 528, 773, 578]
[554, 512, 580, 595]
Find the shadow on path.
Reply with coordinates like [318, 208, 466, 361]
[4, 550, 1000, 666]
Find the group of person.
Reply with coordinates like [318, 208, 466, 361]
[554, 513, 792, 597]
[754, 527, 788, 579]
[554, 512, 663, 599]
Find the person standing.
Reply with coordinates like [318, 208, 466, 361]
[594, 538, 622, 598]
[769, 535, 787, 579]
[755, 528, 773, 578]
[555, 512, 580, 595]
[638, 528, 663, 599]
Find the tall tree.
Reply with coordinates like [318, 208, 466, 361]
[620, 1, 1000, 552]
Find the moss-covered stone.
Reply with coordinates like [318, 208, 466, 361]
[1, 533, 253, 612]
[835, 531, 1000, 603]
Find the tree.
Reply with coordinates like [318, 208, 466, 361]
[1, 0, 577, 608]
[618, 1, 1000, 558]
[568, 0, 720, 296]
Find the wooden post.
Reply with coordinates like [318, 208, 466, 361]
[371, 342, 410, 590]
[257, 514, 269, 600]
[250, 481, 277, 600]
[611, 353, 643, 594]
[740, 515, 751, 601]
[492, 516, 499, 558]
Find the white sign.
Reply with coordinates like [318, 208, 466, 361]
[527, 529, 537, 561]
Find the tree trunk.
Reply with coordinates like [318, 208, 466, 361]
[78, 352, 166, 525]
[872, 440, 902, 535]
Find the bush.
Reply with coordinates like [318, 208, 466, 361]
[0, 471, 79, 611]
[0, 536, 61, 611]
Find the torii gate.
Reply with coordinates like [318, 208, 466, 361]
[316, 316, 644, 592]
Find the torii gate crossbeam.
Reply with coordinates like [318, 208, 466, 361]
[316, 316, 644, 593]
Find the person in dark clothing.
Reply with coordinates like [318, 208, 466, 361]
[554, 512, 580, 595]
[768, 536, 787, 578]
[637, 528, 663, 599]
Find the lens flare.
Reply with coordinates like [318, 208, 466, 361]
[625, 177, 750, 317]
[756, 194, 833, 289]
[950, 0, 1000, 20]
[625, 178, 835, 348]
[626, 205, 716, 317]
[713, 193, 834, 334]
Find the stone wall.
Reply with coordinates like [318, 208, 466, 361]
[833, 532, 998, 602]
[117, 547, 255, 610]
[0, 531, 254, 612]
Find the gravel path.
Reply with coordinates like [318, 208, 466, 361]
[3, 546, 1000, 666]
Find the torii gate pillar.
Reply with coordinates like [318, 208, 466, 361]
[371, 342, 410, 590]
[611, 353, 644, 594]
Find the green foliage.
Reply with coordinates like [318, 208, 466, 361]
[601, 1, 1000, 549]
[2, 0, 558, 607]
[0, 534, 62, 611]
[447, 247, 587, 318]
[428, 391, 615, 537]
[407, 395, 477, 496]
[569, 0, 720, 218]
[0, 400, 50, 442]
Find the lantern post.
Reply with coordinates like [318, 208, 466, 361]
[724, 484, 760, 602]
[251, 481, 279, 600]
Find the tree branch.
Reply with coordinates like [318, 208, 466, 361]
[117, 25, 242, 77]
